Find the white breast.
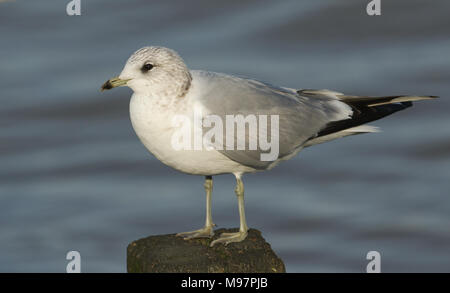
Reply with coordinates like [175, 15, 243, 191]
[129, 93, 255, 176]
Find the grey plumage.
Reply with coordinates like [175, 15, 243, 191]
[194, 71, 437, 169]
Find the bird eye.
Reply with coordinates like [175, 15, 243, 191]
[141, 63, 154, 72]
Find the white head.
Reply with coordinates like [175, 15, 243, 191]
[101, 46, 192, 98]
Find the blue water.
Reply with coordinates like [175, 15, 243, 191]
[1, 0, 449, 272]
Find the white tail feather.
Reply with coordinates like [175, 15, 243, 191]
[303, 125, 379, 147]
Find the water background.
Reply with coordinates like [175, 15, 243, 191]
[1, 0, 449, 272]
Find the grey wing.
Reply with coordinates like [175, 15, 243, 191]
[192, 71, 353, 169]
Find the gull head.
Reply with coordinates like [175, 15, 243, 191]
[101, 46, 192, 98]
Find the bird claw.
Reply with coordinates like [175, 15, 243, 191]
[210, 230, 248, 247]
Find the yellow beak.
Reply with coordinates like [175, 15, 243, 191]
[100, 77, 131, 91]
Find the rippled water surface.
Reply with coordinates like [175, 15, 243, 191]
[1, 0, 449, 272]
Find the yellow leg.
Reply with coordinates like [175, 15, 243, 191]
[210, 175, 248, 247]
[176, 176, 215, 239]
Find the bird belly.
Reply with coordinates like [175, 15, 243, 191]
[129, 95, 255, 175]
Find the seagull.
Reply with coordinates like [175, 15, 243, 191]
[101, 46, 436, 246]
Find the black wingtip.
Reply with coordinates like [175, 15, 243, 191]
[401, 101, 413, 108]
[315, 101, 414, 138]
